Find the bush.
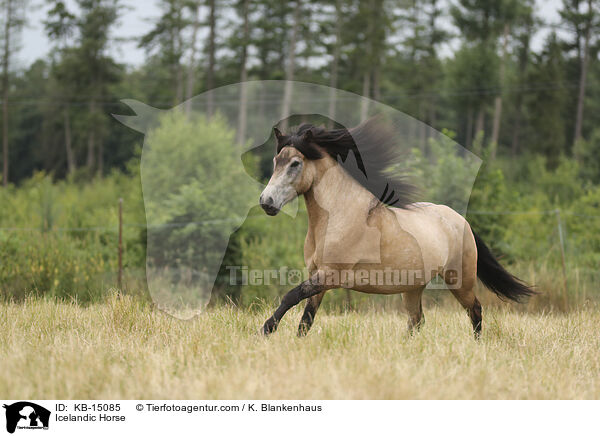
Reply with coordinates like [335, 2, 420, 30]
[0, 171, 145, 302]
[139, 110, 260, 311]
[567, 185, 600, 266]
[0, 231, 113, 301]
[575, 129, 600, 184]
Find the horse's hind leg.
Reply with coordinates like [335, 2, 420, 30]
[448, 280, 482, 338]
[447, 231, 481, 338]
[403, 287, 425, 334]
[297, 291, 326, 336]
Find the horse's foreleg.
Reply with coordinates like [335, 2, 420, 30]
[297, 291, 326, 337]
[263, 274, 327, 336]
[403, 287, 425, 334]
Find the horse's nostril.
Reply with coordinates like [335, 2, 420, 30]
[263, 196, 273, 206]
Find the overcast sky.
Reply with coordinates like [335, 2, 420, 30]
[15, 0, 566, 70]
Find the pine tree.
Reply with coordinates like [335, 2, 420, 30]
[45, 0, 77, 174]
[1, 0, 28, 185]
[509, 0, 536, 156]
[526, 33, 568, 163]
[451, 0, 509, 146]
[560, 0, 599, 145]
[139, 0, 189, 105]
[396, 0, 447, 131]
[46, 0, 122, 175]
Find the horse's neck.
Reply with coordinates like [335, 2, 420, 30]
[303, 161, 375, 238]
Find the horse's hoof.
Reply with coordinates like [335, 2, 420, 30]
[262, 317, 277, 335]
[297, 323, 309, 337]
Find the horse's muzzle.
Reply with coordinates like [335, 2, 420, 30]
[262, 205, 280, 216]
[260, 195, 280, 216]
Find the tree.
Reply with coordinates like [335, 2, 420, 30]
[236, 0, 250, 145]
[509, 0, 536, 156]
[142, 111, 259, 309]
[353, 0, 389, 120]
[280, 0, 302, 129]
[66, 0, 122, 175]
[394, 0, 447, 135]
[526, 33, 568, 163]
[139, 0, 189, 105]
[451, 0, 509, 146]
[488, 0, 530, 152]
[1, 0, 27, 186]
[184, 0, 201, 113]
[447, 43, 498, 149]
[327, 0, 344, 124]
[45, 0, 77, 174]
[249, 0, 291, 83]
[310, 0, 348, 125]
[10, 61, 48, 180]
[40, 0, 123, 176]
[560, 0, 599, 145]
[205, 0, 217, 115]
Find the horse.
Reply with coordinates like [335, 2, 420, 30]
[258, 116, 534, 338]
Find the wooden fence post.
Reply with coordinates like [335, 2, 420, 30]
[555, 209, 568, 309]
[118, 198, 123, 289]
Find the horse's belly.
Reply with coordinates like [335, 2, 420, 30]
[350, 281, 425, 294]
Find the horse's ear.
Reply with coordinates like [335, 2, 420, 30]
[302, 129, 313, 143]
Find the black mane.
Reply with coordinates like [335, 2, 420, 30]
[276, 116, 417, 208]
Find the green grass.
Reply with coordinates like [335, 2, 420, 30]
[1, 295, 599, 399]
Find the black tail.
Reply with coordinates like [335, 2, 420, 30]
[473, 232, 535, 302]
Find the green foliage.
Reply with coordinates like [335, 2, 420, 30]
[4, 0, 600, 184]
[0, 231, 112, 301]
[236, 205, 307, 306]
[448, 43, 499, 111]
[410, 129, 481, 212]
[527, 155, 583, 205]
[567, 185, 600, 266]
[575, 129, 600, 184]
[0, 142, 599, 309]
[3, 0, 600, 311]
[523, 33, 568, 161]
[0, 171, 145, 302]
[467, 166, 510, 252]
[141, 110, 259, 271]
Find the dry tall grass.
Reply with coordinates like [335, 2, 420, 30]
[1, 295, 599, 399]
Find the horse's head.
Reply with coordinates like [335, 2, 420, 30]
[260, 116, 422, 216]
[259, 127, 317, 216]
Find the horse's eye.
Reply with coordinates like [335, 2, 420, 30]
[290, 161, 301, 168]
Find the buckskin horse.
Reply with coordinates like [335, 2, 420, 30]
[258, 116, 534, 338]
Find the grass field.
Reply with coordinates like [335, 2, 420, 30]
[1, 294, 599, 400]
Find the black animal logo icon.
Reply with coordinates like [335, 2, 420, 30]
[3, 402, 50, 434]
